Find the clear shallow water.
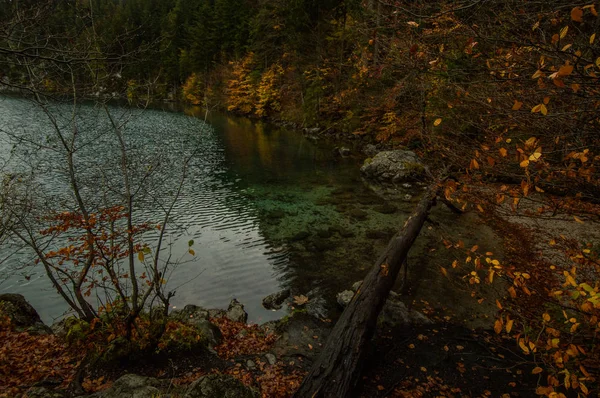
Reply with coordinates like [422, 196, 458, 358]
[0, 96, 415, 325]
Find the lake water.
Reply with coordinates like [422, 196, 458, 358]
[0, 96, 416, 325]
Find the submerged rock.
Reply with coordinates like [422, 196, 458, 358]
[348, 208, 368, 220]
[262, 289, 291, 310]
[226, 299, 248, 323]
[361, 150, 427, 184]
[0, 293, 52, 335]
[290, 231, 310, 242]
[185, 374, 259, 398]
[373, 203, 398, 214]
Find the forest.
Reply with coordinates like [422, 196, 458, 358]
[1, 0, 599, 397]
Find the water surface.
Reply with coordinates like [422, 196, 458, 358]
[0, 97, 415, 324]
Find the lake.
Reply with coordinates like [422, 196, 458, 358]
[0, 96, 415, 325]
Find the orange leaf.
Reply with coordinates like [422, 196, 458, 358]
[571, 6, 583, 22]
[499, 147, 507, 157]
[494, 319, 503, 334]
[558, 64, 574, 77]
[532, 366, 543, 374]
[512, 100, 523, 110]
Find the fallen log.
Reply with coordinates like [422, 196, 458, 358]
[294, 184, 441, 398]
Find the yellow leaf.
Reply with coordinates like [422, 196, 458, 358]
[505, 318, 513, 332]
[440, 267, 448, 277]
[434, 118, 442, 126]
[452, 260, 458, 268]
[532, 367, 543, 374]
[512, 100, 523, 110]
[571, 6, 583, 22]
[540, 104, 548, 116]
[581, 383, 588, 394]
[574, 216, 584, 224]
[520, 159, 530, 168]
[470, 158, 480, 170]
[529, 152, 542, 162]
[543, 313, 551, 322]
[519, 339, 530, 354]
[591, 33, 596, 45]
[488, 270, 495, 283]
[188, 249, 195, 256]
[498, 147, 507, 157]
[532, 70, 543, 79]
[496, 300, 502, 309]
[531, 104, 543, 113]
[138, 251, 144, 262]
[560, 26, 568, 39]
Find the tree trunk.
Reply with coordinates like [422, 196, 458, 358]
[294, 186, 439, 398]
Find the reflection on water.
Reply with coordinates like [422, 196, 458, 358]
[1, 97, 412, 325]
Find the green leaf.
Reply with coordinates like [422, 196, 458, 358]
[188, 239, 195, 247]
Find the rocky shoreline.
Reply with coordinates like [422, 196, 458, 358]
[1, 281, 432, 398]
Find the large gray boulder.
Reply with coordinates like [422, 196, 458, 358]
[184, 374, 259, 398]
[361, 150, 426, 183]
[84, 374, 163, 398]
[0, 293, 52, 335]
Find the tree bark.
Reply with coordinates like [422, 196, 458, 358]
[294, 185, 440, 398]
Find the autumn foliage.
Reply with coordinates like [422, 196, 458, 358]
[0, 315, 83, 397]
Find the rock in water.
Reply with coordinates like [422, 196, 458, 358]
[262, 289, 291, 310]
[0, 293, 52, 335]
[185, 374, 260, 398]
[226, 298, 248, 323]
[360, 150, 426, 184]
